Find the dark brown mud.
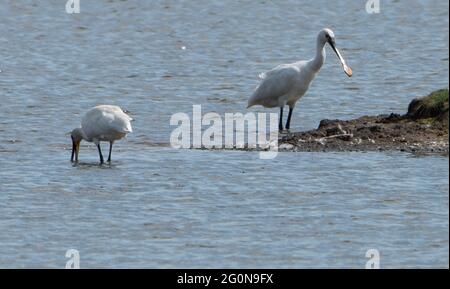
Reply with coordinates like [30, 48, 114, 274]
[278, 89, 449, 154]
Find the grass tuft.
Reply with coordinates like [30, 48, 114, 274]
[407, 89, 449, 121]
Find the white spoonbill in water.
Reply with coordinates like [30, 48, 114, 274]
[247, 28, 352, 131]
[70, 105, 133, 164]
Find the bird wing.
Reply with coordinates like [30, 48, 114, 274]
[82, 106, 133, 140]
[122, 109, 135, 122]
[248, 64, 299, 107]
[110, 109, 133, 133]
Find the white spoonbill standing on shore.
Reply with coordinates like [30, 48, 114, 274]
[247, 28, 353, 131]
[70, 105, 133, 164]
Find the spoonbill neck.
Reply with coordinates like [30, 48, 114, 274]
[75, 127, 88, 141]
[309, 38, 327, 72]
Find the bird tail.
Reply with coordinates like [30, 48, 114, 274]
[122, 122, 133, 133]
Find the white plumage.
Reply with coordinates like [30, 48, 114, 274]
[249, 63, 314, 108]
[81, 105, 133, 141]
[248, 28, 352, 131]
[70, 105, 133, 164]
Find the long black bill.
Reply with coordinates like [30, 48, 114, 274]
[328, 39, 353, 77]
[71, 140, 79, 162]
[71, 141, 76, 162]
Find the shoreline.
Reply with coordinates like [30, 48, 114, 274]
[277, 89, 449, 155]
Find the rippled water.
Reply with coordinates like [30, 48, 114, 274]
[0, 0, 448, 268]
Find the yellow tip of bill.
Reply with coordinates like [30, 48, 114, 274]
[344, 65, 353, 77]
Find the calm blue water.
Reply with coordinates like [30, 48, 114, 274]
[0, 0, 448, 268]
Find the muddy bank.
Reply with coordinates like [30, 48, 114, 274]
[279, 89, 449, 154]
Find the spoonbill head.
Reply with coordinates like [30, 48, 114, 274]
[70, 128, 84, 162]
[247, 28, 352, 131]
[70, 105, 133, 164]
[319, 28, 353, 77]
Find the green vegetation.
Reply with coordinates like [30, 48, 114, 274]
[425, 89, 449, 107]
[407, 89, 449, 122]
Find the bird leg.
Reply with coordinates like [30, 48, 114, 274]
[279, 107, 284, 131]
[285, 107, 294, 130]
[97, 143, 104, 164]
[107, 141, 113, 163]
